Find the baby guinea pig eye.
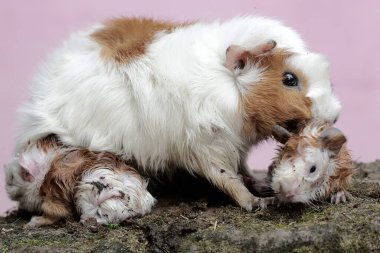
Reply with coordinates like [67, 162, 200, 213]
[309, 165, 317, 173]
[282, 72, 298, 87]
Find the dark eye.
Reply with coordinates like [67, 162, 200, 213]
[282, 72, 298, 87]
[309, 165, 316, 173]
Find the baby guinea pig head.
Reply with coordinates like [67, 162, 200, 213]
[226, 40, 341, 141]
[4, 145, 54, 212]
[269, 122, 347, 203]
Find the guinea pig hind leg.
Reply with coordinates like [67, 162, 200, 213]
[330, 190, 352, 204]
[76, 168, 156, 224]
[24, 215, 60, 228]
[24, 200, 71, 228]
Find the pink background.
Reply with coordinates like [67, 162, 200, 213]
[0, 0, 379, 214]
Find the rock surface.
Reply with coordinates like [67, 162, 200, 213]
[1, 161, 379, 253]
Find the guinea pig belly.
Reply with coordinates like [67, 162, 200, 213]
[75, 167, 156, 224]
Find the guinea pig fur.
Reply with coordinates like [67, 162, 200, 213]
[266, 122, 353, 204]
[14, 16, 342, 211]
[5, 137, 156, 227]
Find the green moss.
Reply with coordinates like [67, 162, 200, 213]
[14, 237, 70, 247]
[291, 245, 318, 253]
[1, 245, 9, 253]
[107, 223, 120, 229]
[180, 236, 243, 253]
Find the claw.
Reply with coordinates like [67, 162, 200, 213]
[330, 190, 352, 204]
[255, 197, 277, 211]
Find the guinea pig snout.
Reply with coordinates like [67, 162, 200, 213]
[279, 178, 300, 201]
[282, 189, 296, 199]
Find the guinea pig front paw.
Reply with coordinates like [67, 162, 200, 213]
[330, 190, 352, 204]
[242, 196, 275, 211]
[235, 194, 259, 211]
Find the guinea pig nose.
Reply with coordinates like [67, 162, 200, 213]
[284, 192, 295, 198]
[280, 183, 296, 199]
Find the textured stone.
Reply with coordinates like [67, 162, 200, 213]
[1, 161, 379, 253]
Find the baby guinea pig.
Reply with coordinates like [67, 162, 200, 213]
[5, 135, 60, 213]
[4, 135, 156, 227]
[246, 121, 353, 204]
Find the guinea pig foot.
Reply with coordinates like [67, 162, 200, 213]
[330, 190, 352, 204]
[80, 217, 98, 225]
[24, 215, 58, 228]
[237, 194, 263, 211]
[80, 215, 121, 225]
[95, 189, 125, 206]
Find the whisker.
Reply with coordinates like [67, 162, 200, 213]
[306, 201, 319, 210]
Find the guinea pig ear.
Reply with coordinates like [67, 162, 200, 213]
[19, 154, 36, 182]
[225, 40, 277, 73]
[272, 124, 293, 144]
[319, 127, 347, 156]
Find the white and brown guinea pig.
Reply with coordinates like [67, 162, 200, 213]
[4, 136, 156, 227]
[15, 16, 341, 211]
[246, 121, 353, 204]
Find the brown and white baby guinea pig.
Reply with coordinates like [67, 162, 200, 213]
[245, 121, 353, 204]
[4, 135, 156, 227]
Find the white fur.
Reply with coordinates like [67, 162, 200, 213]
[287, 54, 341, 122]
[15, 16, 341, 187]
[76, 168, 156, 224]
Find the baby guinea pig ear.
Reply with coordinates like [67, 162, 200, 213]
[225, 40, 277, 73]
[272, 124, 293, 144]
[19, 154, 37, 182]
[319, 127, 347, 157]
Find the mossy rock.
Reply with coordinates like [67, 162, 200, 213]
[1, 161, 379, 253]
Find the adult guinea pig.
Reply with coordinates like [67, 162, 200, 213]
[246, 122, 353, 204]
[5, 136, 155, 227]
[15, 16, 341, 211]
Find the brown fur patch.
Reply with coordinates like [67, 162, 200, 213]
[35, 134, 63, 153]
[274, 135, 319, 163]
[41, 200, 70, 219]
[91, 18, 177, 64]
[327, 145, 353, 195]
[39, 149, 140, 219]
[279, 137, 304, 160]
[241, 49, 312, 141]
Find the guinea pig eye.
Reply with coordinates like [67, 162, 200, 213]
[282, 72, 298, 87]
[309, 165, 317, 173]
